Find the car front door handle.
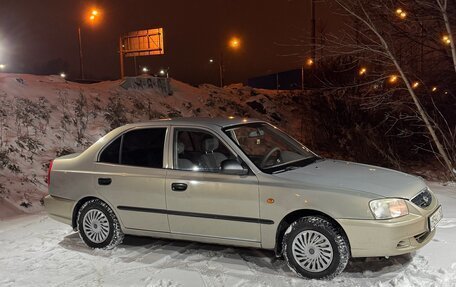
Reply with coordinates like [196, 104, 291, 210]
[98, 178, 112, 186]
[171, 183, 188, 192]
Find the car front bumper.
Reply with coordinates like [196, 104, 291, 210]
[338, 205, 440, 258]
[44, 195, 75, 226]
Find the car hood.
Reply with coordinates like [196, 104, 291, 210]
[274, 159, 425, 199]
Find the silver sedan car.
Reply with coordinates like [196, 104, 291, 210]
[44, 117, 442, 279]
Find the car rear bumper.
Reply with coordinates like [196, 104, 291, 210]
[338, 208, 438, 258]
[44, 195, 75, 226]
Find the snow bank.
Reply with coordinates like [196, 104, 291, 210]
[0, 73, 298, 217]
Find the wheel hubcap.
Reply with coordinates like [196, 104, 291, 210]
[291, 230, 334, 273]
[82, 209, 110, 243]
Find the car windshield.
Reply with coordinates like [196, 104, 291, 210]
[224, 123, 318, 173]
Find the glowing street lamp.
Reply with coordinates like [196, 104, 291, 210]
[442, 35, 451, 45]
[389, 75, 399, 84]
[359, 67, 367, 76]
[412, 81, 420, 89]
[229, 37, 240, 49]
[395, 8, 407, 19]
[89, 10, 99, 22]
[78, 7, 102, 80]
[215, 36, 242, 87]
[0, 64, 5, 71]
[60, 72, 66, 78]
[306, 58, 314, 67]
[301, 58, 315, 90]
[159, 68, 169, 78]
[142, 67, 149, 73]
[431, 86, 438, 92]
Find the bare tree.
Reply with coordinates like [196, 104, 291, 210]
[436, 0, 456, 72]
[331, 0, 455, 178]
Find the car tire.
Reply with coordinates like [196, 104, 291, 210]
[77, 199, 124, 249]
[282, 216, 349, 280]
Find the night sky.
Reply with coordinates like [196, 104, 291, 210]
[0, 0, 341, 85]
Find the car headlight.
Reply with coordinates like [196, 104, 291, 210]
[369, 198, 409, 219]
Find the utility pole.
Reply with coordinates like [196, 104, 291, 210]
[276, 73, 279, 90]
[78, 27, 85, 80]
[311, 0, 316, 61]
[119, 36, 125, 79]
[219, 52, 224, 87]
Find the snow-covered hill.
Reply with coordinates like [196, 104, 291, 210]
[0, 73, 300, 217]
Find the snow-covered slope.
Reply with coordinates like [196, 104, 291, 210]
[0, 73, 299, 217]
[0, 181, 454, 286]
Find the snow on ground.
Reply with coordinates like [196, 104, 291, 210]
[0, 182, 454, 287]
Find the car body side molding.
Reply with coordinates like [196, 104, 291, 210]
[117, 205, 274, 225]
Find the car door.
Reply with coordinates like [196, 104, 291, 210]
[94, 127, 170, 232]
[165, 126, 261, 242]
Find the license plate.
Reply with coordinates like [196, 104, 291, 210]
[428, 205, 443, 231]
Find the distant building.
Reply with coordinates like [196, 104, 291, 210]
[248, 69, 301, 90]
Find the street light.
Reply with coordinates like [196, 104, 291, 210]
[229, 37, 240, 49]
[359, 67, 367, 76]
[301, 58, 314, 90]
[60, 72, 66, 78]
[442, 35, 451, 45]
[432, 86, 438, 92]
[78, 7, 101, 80]
[412, 81, 420, 89]
[0, 64, 5, 71]
[389, 75, 399, 84]
[159, 68, 169, 78]
[142, 67, 149, 73]
[213, 36, 241, 87]
[305, 58, 314, 67]
[395, 8, 407, 19]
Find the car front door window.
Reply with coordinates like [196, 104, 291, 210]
[174, 129, 235, 172]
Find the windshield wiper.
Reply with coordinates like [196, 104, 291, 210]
[272, 166, 300, 174]
[268, 156, 323, 174]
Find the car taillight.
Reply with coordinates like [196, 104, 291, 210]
[46, 160, 54, 187]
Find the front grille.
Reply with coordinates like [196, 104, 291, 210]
[411, 188, 433, 208]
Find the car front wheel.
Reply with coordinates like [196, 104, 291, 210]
[282, 216, 349, 280]
[77, 199, 124, 249]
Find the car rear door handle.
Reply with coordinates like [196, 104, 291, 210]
[171, 183, 187, 192]
[98, 178, 112, 186]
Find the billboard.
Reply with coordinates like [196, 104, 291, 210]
[121, 28, 164, 57]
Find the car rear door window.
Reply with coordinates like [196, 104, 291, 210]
[121, 128, 166, 168]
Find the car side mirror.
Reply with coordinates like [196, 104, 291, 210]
[221, 159, 248, 175]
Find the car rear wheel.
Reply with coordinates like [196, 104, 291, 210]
[282, 216, 349, 279]
[77, 199, 124, 249]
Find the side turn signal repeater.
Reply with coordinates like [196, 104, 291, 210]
[267, 198, 275, 204]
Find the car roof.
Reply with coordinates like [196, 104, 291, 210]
[126, 117, 266, 128]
